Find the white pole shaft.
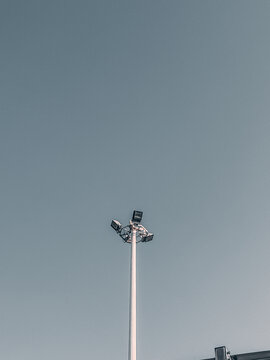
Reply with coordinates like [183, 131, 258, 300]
[129, 228, 137, 360]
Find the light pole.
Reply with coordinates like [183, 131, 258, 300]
[111, 210, 154, 360]
[130, 226, 137, 360]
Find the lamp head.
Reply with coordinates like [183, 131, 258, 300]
[132, 210, 143, 224]
[111, 220, 122, 233]
[141, 233, 154, 242]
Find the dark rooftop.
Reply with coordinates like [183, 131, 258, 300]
[203, 350, 270, 360]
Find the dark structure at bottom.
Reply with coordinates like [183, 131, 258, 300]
[204, 346, 270, 360]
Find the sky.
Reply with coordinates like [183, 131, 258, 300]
[1, 1, 270, 360]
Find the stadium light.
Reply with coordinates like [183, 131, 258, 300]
[141, 233, 154, 242]
[111, 219, 122, 233]
[110, 210, 154, 360]
[132, 210, 143, 224]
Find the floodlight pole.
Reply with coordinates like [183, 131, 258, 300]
[129, 226, 137, 360]
[111, 211, 153, 360]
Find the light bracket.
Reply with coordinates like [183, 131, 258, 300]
[111, 211, 154, 244]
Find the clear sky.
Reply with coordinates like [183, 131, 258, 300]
[1, 1, 270, 360]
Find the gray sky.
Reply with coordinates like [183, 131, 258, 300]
[1, 1, 270, 359]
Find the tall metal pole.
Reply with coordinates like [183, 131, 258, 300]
[129, 227, 137, 360]
[111, 211, 153, 360]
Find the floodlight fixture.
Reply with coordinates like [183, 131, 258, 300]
[141, 233, 154, 242]
[132, 210, 143, 224]
[111, 219, 122, 233]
